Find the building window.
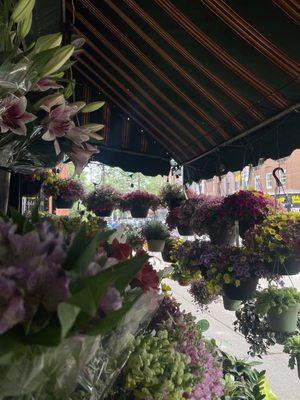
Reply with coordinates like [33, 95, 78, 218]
[279, 169, 286, 186]
[226, 176, 231, 194]
[266, 172, 273, 190]
[254, 175, 261, 190]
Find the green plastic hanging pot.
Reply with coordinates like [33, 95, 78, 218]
[130, 206, 149, 218]
[223, 277, 259, 300]
[223, 295, 242, 311]
[208, 224, 235, 246]
[147, 239, 165, 252]
[267, 304, 299, 333]
[266, 257, 300, 276]
[55, 197, 74, 209]
[177, 224, 193, 236]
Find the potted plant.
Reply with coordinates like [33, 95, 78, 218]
[284, 335, 300, 379]
[222, 295, 242, 311]
[255, 286, 300, 332]
[43, 176, 85, 208]
[204, 246, 266, 301]
[126, 230, 145, 251]
[162, 236, 184, 262]
[246, 212, 300, 275]
[142, 220, 169, 252]
[223, 190, 275, 238]
[177, 197, 201, 236]
[85, 185, 121, 216]
[121, 190, 160, 218]
[189, 279, 217, 309]
[192, 196, 235, 245]
[159, 182, 186, 209]
[166, 207, 193, 235]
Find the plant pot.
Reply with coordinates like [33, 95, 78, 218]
[21, 180, 42, 196]
[147, 239, 165, 252]
[130, 206, 149, 218]
[267, 304, 299, 333]
[55, 197, 74, 209]
[223, 277, 259, 300]
[222, 295, 242, 311]
[297, 355, 300, 379]
[95, 209, 113, 217]
[178, 279, 190, 287]
[177, 224, 193, 236]
[208, 224, 235, 246]
[265, 257, 300, 276]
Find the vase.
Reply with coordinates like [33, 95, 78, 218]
[55, 197, 74, 209]
[208, 224, 235, 246]
[95, 209, 113, 217]
[222, 295, 242, 311]
[177, 224, 193, 236]
[265, 257, 300, 276]
[130, 206, 149, 218]
[223, 277, 259, 300]
[147, 239, 165, 252]
[267, 304, 299, 333]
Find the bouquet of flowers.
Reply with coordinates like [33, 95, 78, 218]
[223, 190, 276, 237]
[246, 212, 300, 274]
[0, 0, 103, 172]
[120, 190, 160, 216]
[189, 279, 218, 309]
[85, 185, 121, 216]
[43, 175, 85, 202]
[159, 183, 185, 209]
[166, 206, 181, 230]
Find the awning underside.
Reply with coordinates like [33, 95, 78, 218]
[66, 0, 300, 179]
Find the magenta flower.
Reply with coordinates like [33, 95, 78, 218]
[0, 95, 36, 135]
[42, 103, 75, 141]
[67, 143, 99, 175]
[31, 79, 63, 92]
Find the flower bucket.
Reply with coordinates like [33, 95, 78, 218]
[266, 257, 300, 276]
[55, 197, 74, 209]
[131, 206, 149, 218]
[267, 304, 299, 333]
[95, 209, 113, 217]
[147, 239, 165, 252]
[208, 224, 235, 246]
[222, 295, 242, 311]
[223, 277, 259, 300]
[177, 224, 193, 236]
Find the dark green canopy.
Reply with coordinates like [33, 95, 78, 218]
[65, 0, 300, 179]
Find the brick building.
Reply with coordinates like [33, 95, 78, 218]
[191, 149, 300, 210]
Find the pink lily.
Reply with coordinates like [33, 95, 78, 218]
[0, 95, 36, 135]
[66, 124, 90, 146]
[67, 143, 99, 175]
[31, 78, 63, 92]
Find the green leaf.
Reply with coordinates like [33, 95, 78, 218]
[198, 319, 210, 332]
[86, 292, 141, 336]
[259, 377, 277, 400]
[9, 207, 34, 234]
[57, 302, 80, 338]
[0, 329, 25, 365]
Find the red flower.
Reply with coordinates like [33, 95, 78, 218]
[135, 262, 159, 292]
[111, 239, 132, 261]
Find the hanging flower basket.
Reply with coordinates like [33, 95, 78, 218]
[177, 224, 193, 236]
[94, 208, 113, 217]
[222, 295, 242, 311]
[208, 224, 235, 246]
[267, 304, 299, 333]
[130, 206, 149, 218]
[55, 196, 74, 209]
[265, 257, 300, 276]
[223, 277, 259, 301]
[147, 239, 166, 253]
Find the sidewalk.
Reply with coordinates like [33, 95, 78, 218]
[154, 255, 300, 400]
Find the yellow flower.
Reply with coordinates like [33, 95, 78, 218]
[275, 234, 282, 241]
[161, 283, 172, 295]
[214, 284, 222, 294]
[235, 279, 241, 287]
[223, 274, 231, 284]
[228, 267, 233, 272]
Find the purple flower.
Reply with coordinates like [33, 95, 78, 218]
[67, 143, 99, 175]
[0, 95, 36, 135]
[31, 79, 63, 92]
[99, 287, 122, 313]
[0, 277, 25, 334]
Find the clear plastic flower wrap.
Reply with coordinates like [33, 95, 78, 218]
[0, 335, 99, 400]
[70, 290, 162, 400]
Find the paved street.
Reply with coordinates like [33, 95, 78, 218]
[154, 256, 300, 400]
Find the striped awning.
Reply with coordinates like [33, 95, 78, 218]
[66, 0, 300, 179]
